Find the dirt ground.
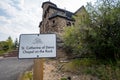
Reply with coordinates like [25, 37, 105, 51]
[43, 59, 98, 80]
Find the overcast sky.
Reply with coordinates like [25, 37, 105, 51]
[0, 0, 95, 41]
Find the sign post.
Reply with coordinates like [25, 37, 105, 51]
[33, 59, 43, 80]
[19, 34, 56, 80]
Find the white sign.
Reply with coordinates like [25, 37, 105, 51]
[19, 34, 56, 58]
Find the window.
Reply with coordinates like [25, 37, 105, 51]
[44, 13, 46, 18]
[72, 23, 74, 25]
[67, 22, 71, 26]
[53, 20, 55, 24]
[52, 20, 56, 27]
[44, 11, 47, 18]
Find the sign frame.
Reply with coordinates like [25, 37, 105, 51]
[18, 34, 56, 59]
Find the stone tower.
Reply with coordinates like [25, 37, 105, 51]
[39, 1, 74, 34]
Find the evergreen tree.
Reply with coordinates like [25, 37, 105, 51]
[6, 36, 13, 50]
[14, 38, 19, 49]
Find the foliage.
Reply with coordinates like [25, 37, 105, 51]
[62, 58, 95, 73]
[63, 14, 91, 57]
[86, 0, 120, 61]
[84, 64, 120, 80]
[61, 78, 67, 80]
[63, 26, 74, 53]
[63, 0, 120, 61]
[0, 36, 15, 55]
[0, 41, 9, 55]
[6, 36, 14, 50]
[62, 59, 120, 80]
[0, 41, 9, 51]
[21, 71, 33, 80]
[14, 38, 19, 49]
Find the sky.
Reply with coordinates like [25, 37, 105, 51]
[0, 0, 95, 41]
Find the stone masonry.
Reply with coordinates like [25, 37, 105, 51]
[39, 1, 87, 59]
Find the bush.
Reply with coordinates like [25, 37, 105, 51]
[62, 59, 120, 80]
[61, 78, 67, 80]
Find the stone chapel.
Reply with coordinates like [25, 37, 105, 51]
[39, 1, 87, 34]
[39, 1, 88, 58]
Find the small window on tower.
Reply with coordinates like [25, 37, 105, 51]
[44, 11, 47, 18]
[52, 20, 56, 27]
[72, 23, 74, 25]
[53, 20, 55, 24]
[44, 14, 46, 18]
[67, 22, 71, 26]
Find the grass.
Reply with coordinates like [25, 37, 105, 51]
[62, 58, 96, 72]
[21, 71, 33, 80]
[0, 49, 15, 56]
[61, 77, 67, 80]
[62, 58, 120, 80]
[0, 51, 5, 56]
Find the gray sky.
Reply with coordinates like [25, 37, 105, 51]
[0, 0, 95, 41]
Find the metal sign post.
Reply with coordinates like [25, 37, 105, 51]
[19, 34, 56, 80]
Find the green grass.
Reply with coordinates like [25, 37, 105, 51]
[62, 58, 96, 72]
[62, 58, 120, 80]
[0, 50, 7, 56]
[61, 77, 67, 80]
[0, 49, 14, 56]
[21, 71, 33, 80]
